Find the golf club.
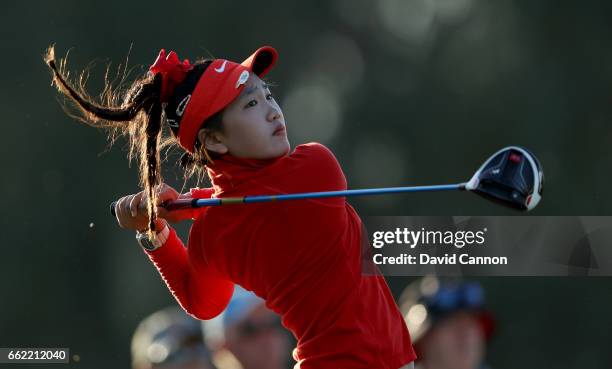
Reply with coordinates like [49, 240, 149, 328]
[110, 146, 544, 217]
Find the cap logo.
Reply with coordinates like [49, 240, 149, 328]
[176, 94, 191, 117]
[214, 60, 227, 73]
[236, 70, 249, 88]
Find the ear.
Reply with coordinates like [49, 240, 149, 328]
[198, 128, 228, 155]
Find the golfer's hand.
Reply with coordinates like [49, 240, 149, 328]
[114, 183, 179, 231]
[114, 183, 193, 231]
[156, 187, 197, 224]
[114, 190, 167, 232]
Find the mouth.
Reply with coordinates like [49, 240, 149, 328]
[273, 125, 286, 136]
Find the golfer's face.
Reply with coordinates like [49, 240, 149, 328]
[219, 73, 290, 159]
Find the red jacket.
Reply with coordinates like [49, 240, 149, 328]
[144, 142, 416, 369]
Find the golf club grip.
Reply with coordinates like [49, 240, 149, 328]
[109, 199, 196, 217]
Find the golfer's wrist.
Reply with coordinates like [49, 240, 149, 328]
[154, 218, 168, 233]
[136, 220, 170, 251]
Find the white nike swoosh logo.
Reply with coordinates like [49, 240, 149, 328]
[214, 60, 227, 73]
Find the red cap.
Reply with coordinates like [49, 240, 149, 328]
[176, 46, 278, 152]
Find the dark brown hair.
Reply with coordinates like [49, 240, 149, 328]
[44, 46, 223, 237]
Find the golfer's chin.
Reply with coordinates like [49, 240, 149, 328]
[270, 136, 291, 157]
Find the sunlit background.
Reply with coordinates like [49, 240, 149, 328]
[1, 0, 612, 368]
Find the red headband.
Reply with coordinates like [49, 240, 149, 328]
[148, 46, 278, 153]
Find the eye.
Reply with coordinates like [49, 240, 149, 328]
[245, 100, 257, 108]
[266, 93, 274, 100]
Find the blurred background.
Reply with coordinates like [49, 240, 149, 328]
[1, 0, 612, 368]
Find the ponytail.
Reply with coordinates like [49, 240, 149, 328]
[140, 90, 164, 235]
[45, 45, 166, 237]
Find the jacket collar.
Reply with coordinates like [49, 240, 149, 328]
[205, 154, 285, 196]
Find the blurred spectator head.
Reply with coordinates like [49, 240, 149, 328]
[131, 306, 217, 369]
[399, 276, 495, 369]
[203, 285, 291, 369]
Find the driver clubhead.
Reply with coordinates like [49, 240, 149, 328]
[465, 146, 544, 211]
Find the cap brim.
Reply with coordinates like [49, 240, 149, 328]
[241, 46, 278, 77]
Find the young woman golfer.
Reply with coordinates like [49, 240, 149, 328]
[46, 45, 416, 369]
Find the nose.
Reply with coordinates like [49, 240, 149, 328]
[267, 106, 281, 122]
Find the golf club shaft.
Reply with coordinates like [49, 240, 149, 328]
[110, 183, 467, 216]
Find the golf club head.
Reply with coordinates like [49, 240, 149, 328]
[465, 146, 544, 211]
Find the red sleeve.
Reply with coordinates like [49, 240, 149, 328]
[143, 226, 234, 320]
[189, 187, 215, 199]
